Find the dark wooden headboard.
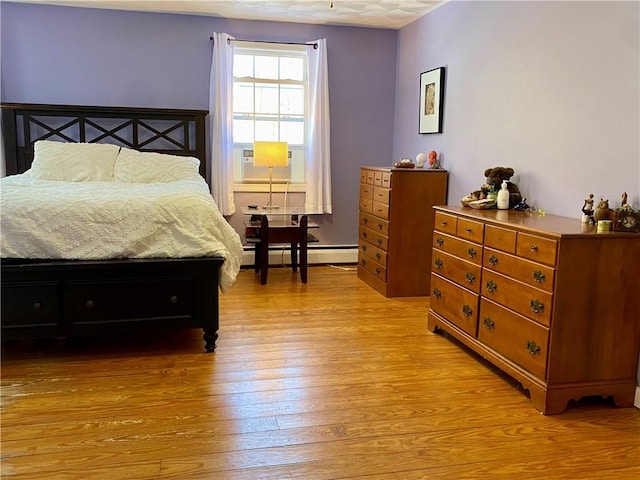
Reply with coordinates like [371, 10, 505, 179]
[1, 103, 209, 181]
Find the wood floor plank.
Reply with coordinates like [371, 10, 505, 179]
[2, 266, 639, 479]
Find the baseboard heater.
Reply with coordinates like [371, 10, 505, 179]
[241, 245, 358, 267]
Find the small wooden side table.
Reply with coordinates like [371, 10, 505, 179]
[243, 208, 318, 285]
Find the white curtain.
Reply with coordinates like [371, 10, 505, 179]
[209, 32, 236, 216]
[305, 39, 332, 214]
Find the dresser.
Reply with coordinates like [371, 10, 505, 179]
[357, 167, 448, 297]
[428, 206, 640, 414]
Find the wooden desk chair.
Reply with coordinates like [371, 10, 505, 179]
[253, 215, 309, 285]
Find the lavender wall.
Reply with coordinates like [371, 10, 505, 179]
[0, 1, 398, 245]
[394, 0, 639, 219]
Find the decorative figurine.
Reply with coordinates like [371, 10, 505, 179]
[593, 198, 611, 222]
[581, 193, 595, 224]
[428, 150, 441, 169]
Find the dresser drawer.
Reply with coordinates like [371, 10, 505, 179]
[381, 172, 392, 188]
[432, 250, 482, 293]
[359, 226, 389, 250]
[359, 240, 387, 266]
[484, 247, 555, 293]
[456, 218, 484, 243]
[359, 197, 373, 214]
[485, 225, 517, 253]
[516, 233, 558, 266]
[373, 186, 390, 205]
[435, 211, 457, 235]
[1, 281, 60, 328]
[372, 201, 390, 220]
[66, 276, 195, 325]
[374, 170, 383, 186]
[430, 274, 479, 336]
[359, 252, 387, 281]
[360, 212, 389, 235]
[478, 298, 549, 379]
[363, 169, 375, 184]
[433, 231, 482, 265]
[360, 183, 374, 200]
[481, 270, 552, 327]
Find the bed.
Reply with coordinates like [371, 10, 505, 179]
[1, 103, 243, 352]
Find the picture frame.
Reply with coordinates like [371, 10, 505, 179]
[419, 67, 445, 134]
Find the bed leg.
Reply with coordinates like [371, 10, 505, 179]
[203, 330, 218, 353]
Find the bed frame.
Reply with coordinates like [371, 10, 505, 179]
[1, 103, 224, 352]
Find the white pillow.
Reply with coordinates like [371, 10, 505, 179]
[31, 140, 120, 182]
[114, 148, 201, 183]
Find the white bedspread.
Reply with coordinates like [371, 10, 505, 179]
[0, 172, 243, 292]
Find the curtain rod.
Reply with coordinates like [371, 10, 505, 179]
[210, 36, 318, 49]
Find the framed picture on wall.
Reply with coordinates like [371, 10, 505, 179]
[419, 67, 445, 134]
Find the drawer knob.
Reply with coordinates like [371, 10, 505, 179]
[362, 244, 367, 251]
[361, 259, 367, 266]
[441, 221, 448, 226]
[169, 295, 178, 304]
[32, 302, 42, 311]
[488, 255, 498, 266]
[483, 317, 495, 329]
[436, 237, 444, 247]
[362, 232, 368, 238]
[432, 288, 441, 299]
[377, 223, 383, 230]
[526, 340, 541, 356]
[530, 244, 538, 252]
[375, 253, 381, 261]
[530, 299, 545, 314]
[377, 239, 382, 246]
[533, 270, 546, 283]
[363, 217, 368, 224]
[434, 258, 443, 269]
[465, 227, 472, 233]
[467, 248, 477, 258]
[462, 305, 473, 317]
[85, 300, 95, 309]
[485, 280, 498, 293]
[465, 272, 476, 283]
[375, 268, 381, 276]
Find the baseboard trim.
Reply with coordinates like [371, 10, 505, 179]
[635, 385, 640, 409]
[242, 245, 358, 267]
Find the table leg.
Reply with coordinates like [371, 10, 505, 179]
[291, 243, 298, 272]
[300, 216, 308, 284]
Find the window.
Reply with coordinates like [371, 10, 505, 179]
[232, 43, 307, 190]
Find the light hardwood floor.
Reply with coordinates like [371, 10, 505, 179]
[2, 265, 639, 479]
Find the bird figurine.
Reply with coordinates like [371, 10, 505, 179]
[593, 198, 611, 222]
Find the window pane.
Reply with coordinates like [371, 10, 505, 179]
[280, 57, 303, 81]
[280, 120, 304, 145]
[255, 116, 279, 141]
[255, 55, 278, 79]
[233, 119, 254, 143]
[234, 55, 254, 78]
[255, 83, 279, 114]
[280, 85, 304, 115]
[233, 83, 254, 113]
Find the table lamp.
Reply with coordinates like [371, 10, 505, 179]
[253, 141, 288, 209]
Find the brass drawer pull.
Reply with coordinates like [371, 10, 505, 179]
[467, 248, 477, 258]
[432, 288, 441, 299]
[169, 296, 178, 304]
[485, 280, 497, 293]
[377, 223, 383, 230]
[377, 239, 383, 246]
[533, 270, 545, 283]
[441, 220, 448, 226]
[488, 255, 498, 266]
[434, 258, 443, 269]
[530, 299, 544, 314]
[362, 244, 367, 251]
[375, 253, 381, 261]
[465, 227, 472, 233]
[483, 317, 495, 329]
[85, 300, 95, 309]
[375, 268, 381, 276]
[363, 217, 368, 224]
[362, 232, 368, 238]
[530, 244, 538, 252]
[436, 237, 444, 247]
[361, 259, 366, 266]
[32, 302, 42, 311]
[465, 272, 476, 283]
[526, 340, 541, 356]
[462, 305, 473, 317]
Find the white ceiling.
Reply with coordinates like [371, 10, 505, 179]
[8, 0, 448, 29]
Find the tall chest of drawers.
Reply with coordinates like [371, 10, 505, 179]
[427, 206, 640, 414]
[357, 167, 448, 297]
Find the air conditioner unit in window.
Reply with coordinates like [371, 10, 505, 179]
[242, 148, 292, 182]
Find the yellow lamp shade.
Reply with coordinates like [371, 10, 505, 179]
[253, 141, 288, 167]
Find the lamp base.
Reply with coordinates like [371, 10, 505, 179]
[261, 204, 280, 210]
